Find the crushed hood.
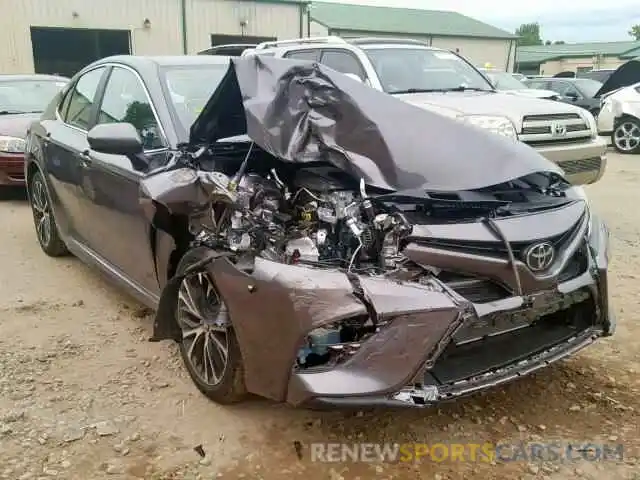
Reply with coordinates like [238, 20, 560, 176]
[189, 56, 562, 192]
[595, 58, 640, 98]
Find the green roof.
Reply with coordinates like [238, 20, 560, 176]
[517, 41, 640, 65]
[309, 2, 516, 39]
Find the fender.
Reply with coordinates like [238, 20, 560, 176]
[150, 247, 233, 342]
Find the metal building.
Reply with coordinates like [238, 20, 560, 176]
[308, 2, 517, 72]
[0, 0, 309, 76]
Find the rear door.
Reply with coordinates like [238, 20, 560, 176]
[81, 64, 168, 295]
[43, 66, 108, 243]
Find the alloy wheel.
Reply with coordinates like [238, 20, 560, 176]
[177, 272, 230, 386]
[30, 176, 52, 248]
[614, 121, 640, 152]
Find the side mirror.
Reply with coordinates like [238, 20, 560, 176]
[88, 123, 144, 156]
[565, 92, 579, 101]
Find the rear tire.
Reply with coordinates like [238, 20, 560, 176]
[28, 171, 68, 257]
[174, 248, 247, 404]
[612, 117, 640, 154]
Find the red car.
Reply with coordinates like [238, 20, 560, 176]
[0, 74, 68, 188]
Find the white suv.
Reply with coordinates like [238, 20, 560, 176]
[240, 36, 608, 185]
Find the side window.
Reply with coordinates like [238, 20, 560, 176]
[550, 82, 580, 97]
[96, 67, 164, 150]
[57, 87, 74, 119]
[527, 80, 548, 90]
[64, 67, 106, 130]
[284, 49, 321, 62]
[320, 50, 366, 79]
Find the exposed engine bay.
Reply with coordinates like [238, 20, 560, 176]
[160, 140, 579, 372]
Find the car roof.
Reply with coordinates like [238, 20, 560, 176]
[247, 37, 442, 55]
[96, 55, 234, 68]
[0, 74, 69, 82]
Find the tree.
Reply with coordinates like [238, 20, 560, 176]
[515, 22, 543, 46]
[630, 24, 640, 40]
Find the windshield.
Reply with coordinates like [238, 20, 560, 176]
[0, 79, 67, 114]
[364, 47, 494, 94]
[481, 70, 527, 90]
[573, 78, 603, 98]
[161, 64, 229, 130]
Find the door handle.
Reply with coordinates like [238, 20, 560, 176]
[79, 150, 92, 168]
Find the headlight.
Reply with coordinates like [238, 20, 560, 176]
[582, 111, 598, 138]
[461, 115, 518, 139]
[0, 135, 26, 153]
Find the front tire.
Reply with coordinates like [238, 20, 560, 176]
[612, 117, 640, 154]
[29, 171, 68, 257]
[174, 249, 247, 404]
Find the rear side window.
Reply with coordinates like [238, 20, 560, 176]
[64, 67, 106, 130]
[527, 80, 549, 90]
[320, 50, 365, 79]
[284, 49, 321, 62]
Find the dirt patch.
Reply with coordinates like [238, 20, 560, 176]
[0, 152, 638, 479]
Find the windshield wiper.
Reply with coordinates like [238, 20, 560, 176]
[389, 87, 494, 94]
[0, 109, 41, 115]
[440, 86, 494, 92]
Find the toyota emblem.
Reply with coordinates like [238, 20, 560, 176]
[524, 242, 555, 272]
[551, 121, 567, 137]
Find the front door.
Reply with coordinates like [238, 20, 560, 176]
[82, 65, 169, 295]
[44, 66, 108, 242]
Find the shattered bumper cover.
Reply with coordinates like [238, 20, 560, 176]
[197, 213, 613, 408]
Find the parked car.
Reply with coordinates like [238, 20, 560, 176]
[578, 69, 616, 83]
[241, 36, 607, 186]
[197, 44, 258, 56]
[0, 74, 67, 188]
[525, 77, 603, 116]
[597, 82, 640, 154]
[478, 68, 559, 100]
[25, 54, 613, 408]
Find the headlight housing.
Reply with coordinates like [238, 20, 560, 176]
[582, 111, 598, 139]
[0, 135, 26, 153]
[461, 115, 518, 140]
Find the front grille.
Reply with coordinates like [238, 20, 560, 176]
[520, 112, 591, 146]
[522, 113, 581, 122]
[559, 157, 602, 176]
[413, 216, 582, 262]
[426, 290, 595, 385]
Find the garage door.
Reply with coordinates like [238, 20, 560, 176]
[30, 27, 131, 78]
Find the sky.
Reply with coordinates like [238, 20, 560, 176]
[320, 0, 640, 43]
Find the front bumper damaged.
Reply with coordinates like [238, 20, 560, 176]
[182, 214, 611, 409]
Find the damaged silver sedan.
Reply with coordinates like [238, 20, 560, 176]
[24, 54, 614, 407]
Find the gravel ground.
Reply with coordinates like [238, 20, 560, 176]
[0, 151, 638, 480]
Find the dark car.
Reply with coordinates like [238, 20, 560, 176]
[24, 54, 614, 408]
[525, 77, 603, 116]
[0, 74, 67, 188]
[577, 69, 616, 83]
